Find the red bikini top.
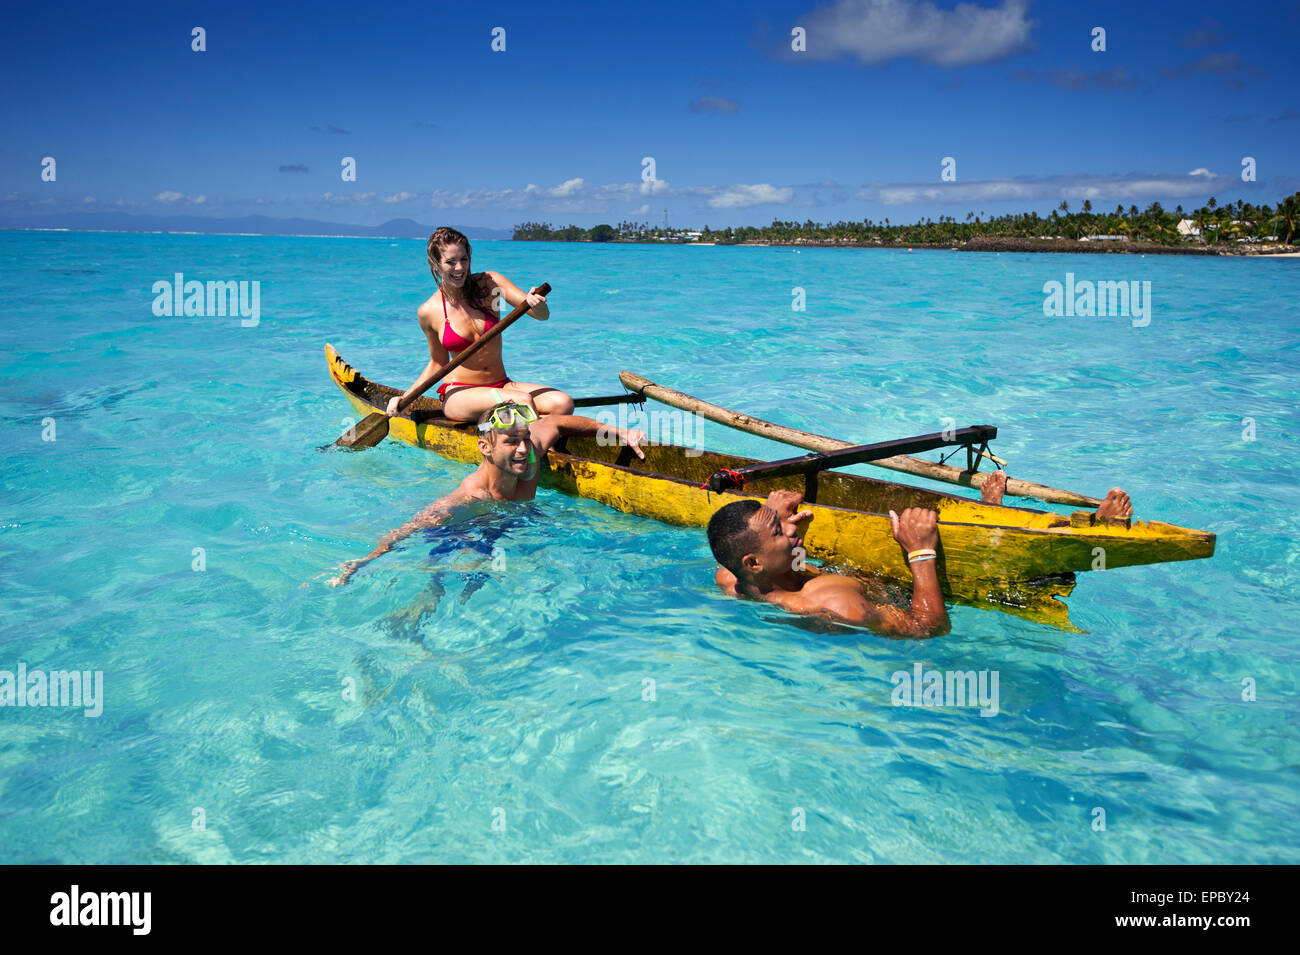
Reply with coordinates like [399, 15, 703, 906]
[439, 290, 498, 352]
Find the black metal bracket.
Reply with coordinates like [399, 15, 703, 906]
[704, 425, 998, 493]
[571, 393, 646, 410]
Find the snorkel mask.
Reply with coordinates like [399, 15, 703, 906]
[476, 401, 539, 432]
[477, 400, 539, 468]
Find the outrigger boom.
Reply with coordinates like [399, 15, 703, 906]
[620, 371, 1101, 508]
[706, 426, 998, 492]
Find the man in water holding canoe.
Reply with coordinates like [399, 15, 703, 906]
[328, 401, 646, 586]
[708, 491, 952, 638]
[706, 475, 1133, 637]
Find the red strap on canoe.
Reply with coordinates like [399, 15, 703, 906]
[701, 468, 747, 491]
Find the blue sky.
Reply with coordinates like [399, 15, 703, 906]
[3, 0, 1298, 230]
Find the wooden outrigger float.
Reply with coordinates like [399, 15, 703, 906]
[326, 344, 1215, 629]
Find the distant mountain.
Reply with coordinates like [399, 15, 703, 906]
[0, 211, 511, 241]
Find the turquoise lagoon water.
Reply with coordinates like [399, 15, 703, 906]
[0, 231, 1297, 864]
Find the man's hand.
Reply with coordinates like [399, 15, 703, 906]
[327, 560, 362, 588]
[620, 428, 647, 459]
[764, 489, 813, 525]
[385, 395, 404, 416]
[889, 507, 940, 552]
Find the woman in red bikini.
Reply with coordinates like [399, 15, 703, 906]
[385, 227, 575, 422]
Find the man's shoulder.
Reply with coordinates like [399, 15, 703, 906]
[454, 470, 492, 500]
[799, 568, 858, 591]
[714, 566, 738, 594]
[794, 572, 867, 617]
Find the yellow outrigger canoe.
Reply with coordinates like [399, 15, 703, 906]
[326, 344, 1215, 628]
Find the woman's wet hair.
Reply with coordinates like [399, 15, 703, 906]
[707, 499, 763, 576]
[427, 226, 494, 313]
[427, 226, 470, 280]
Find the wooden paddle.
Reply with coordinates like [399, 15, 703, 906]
[333, 282, 552, 449]
[332, 412, 392, 449]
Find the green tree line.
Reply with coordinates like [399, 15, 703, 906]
[513, 192, 1299, 246]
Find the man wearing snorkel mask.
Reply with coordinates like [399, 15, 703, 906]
[328, 400, 646, 586]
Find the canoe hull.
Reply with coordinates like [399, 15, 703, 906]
[326, 344, 1215, 628]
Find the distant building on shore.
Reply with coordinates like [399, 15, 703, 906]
[1177, 218, 1201, 237]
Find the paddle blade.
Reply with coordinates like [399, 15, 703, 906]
[334, 412, 389, 449]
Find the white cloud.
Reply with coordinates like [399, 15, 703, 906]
[690, 96, 740, 113]
[708, 184, 796, 208]
[548, 178, 585, 197]
[431, 185, 540, 210]
[1, 167, 1248, 224]
[319, 192, 378, 205]
[155, 191, 206, 204]
[857, 172, 1239, 206]
[429, 178, 675, 213]
[797, 0, 1034, 67]
[423, 177, 797, 212]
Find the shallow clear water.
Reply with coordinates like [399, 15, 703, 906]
[1, 231, 1297, 863]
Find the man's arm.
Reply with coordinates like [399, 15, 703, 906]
[818, 574, 949, 638]
[327, 491, 467, 587]
[528, 414, 646, 458]
[806, 508, 950, 638]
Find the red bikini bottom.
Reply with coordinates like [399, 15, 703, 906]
[436, 377, 510, 402]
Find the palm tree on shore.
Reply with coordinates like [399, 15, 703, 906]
[1194, 208, 1210, 242]
[1199, 208, 1217, 243]
[1272, 193, 1298, 244]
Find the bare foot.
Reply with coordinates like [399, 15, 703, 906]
[1095, 487, 1133, 520]
[980, 470, 1007, 505]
